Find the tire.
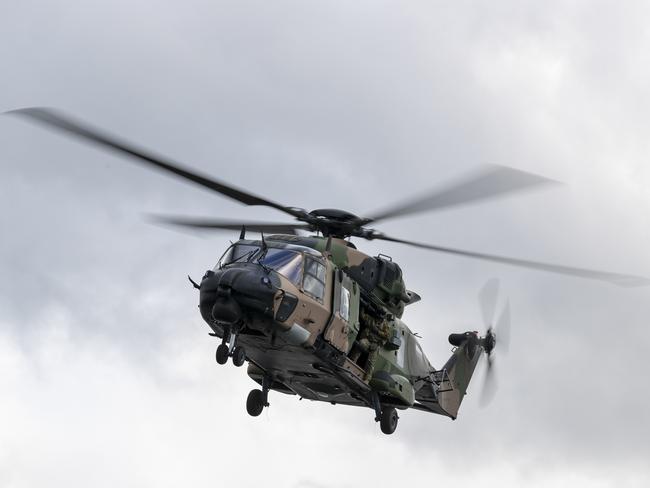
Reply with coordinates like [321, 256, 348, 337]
[215, 344, 229, 365]
[380, 407, 398, 435]
[246, 389, 265, 417]
[232, 346, 246, 367]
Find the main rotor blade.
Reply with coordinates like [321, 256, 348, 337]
[374, 235, 650, 287]
[149, 215, 310, 235]
[7, 107, 304, 219]
[365, 165, 558, 223]
[479, 278, 499, 328]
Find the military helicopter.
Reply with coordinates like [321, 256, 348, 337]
[8, 107, 649, 435]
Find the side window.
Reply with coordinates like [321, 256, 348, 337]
[303, 258, 326, 301]
[415, 342, 426, 366]
[396, 328, 407, 368]
[406, 334, 429, 372]
[339, 286, 350, 322]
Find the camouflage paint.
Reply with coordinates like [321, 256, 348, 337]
[208, 235, 485, 423]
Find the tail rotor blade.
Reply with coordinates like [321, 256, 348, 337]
[479, 357, 498, 407]
[479, 278, 500, 328]
[496, 300, 511, 354]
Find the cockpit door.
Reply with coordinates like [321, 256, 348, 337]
[324, 269, 359, 353]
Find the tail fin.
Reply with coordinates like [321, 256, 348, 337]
[435, 333, 483, 419]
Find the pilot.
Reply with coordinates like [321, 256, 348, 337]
[353, 309, 391, 381]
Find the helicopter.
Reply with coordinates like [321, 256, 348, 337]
[7, 107, 650, 435]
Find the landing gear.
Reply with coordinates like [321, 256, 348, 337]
[380, 407, 399, 435]
[215, 343, 229, 365]
[232, 345, 246, 367]
[246, 389, 265, 416]
[214, 327, 246, 366]
[246, 375, 271, 417]
[370, 391, 399, 435]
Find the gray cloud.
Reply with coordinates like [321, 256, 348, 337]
[1, 1, 649, 487]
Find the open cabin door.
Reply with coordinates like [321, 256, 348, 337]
[323, 269, 360, 354]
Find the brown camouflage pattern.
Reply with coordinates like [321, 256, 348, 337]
[210, 235, 486, 422]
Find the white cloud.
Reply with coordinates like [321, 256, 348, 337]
[1, 1, 650, 486]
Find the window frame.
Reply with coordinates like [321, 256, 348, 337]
[302, 256, 327, 302]
[258, 248, 304, 287]
[216, 243, 260, 269]
[338, 285, 350, 322]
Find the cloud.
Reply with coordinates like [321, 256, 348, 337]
[1, 1, 650, 487]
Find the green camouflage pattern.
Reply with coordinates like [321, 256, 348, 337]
[218, 234, 485, 423]
[267, 234, 412, 317]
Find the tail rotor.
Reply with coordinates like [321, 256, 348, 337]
[477, 279, 511, 406]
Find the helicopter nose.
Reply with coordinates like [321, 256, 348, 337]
[199, 264, 278, 325]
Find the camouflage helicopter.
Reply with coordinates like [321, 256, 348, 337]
[8, 108, 649, 435]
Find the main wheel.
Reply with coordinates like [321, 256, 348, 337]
[232, 346, 246, 367]
[215, 344, 229, 365]
[246, 389, 265, 417]
[380, 407, 399, 435]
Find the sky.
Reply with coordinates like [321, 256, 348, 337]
[1, 1, 649, 487]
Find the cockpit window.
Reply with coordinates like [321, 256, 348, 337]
[218, 244, 260, 268]
[305, 258, 326, 282]
[258, 248, 303, 286]
[303, 257, 326, 301]
[218, 244, 325, 294]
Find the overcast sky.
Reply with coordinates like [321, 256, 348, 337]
[1, 1, 649, 487]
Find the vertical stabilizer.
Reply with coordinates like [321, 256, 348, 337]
[436, 333, 483, 419]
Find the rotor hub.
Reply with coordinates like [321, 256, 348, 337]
[307, 208, 370, 238]
[483, 329, 496, 355]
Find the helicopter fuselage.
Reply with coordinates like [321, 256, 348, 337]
[198, 235, 481, 419]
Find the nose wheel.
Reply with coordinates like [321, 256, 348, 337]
[215, 343, 229, 364]
[232, 345, 246, 367]
[214, 328, 247, 367]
